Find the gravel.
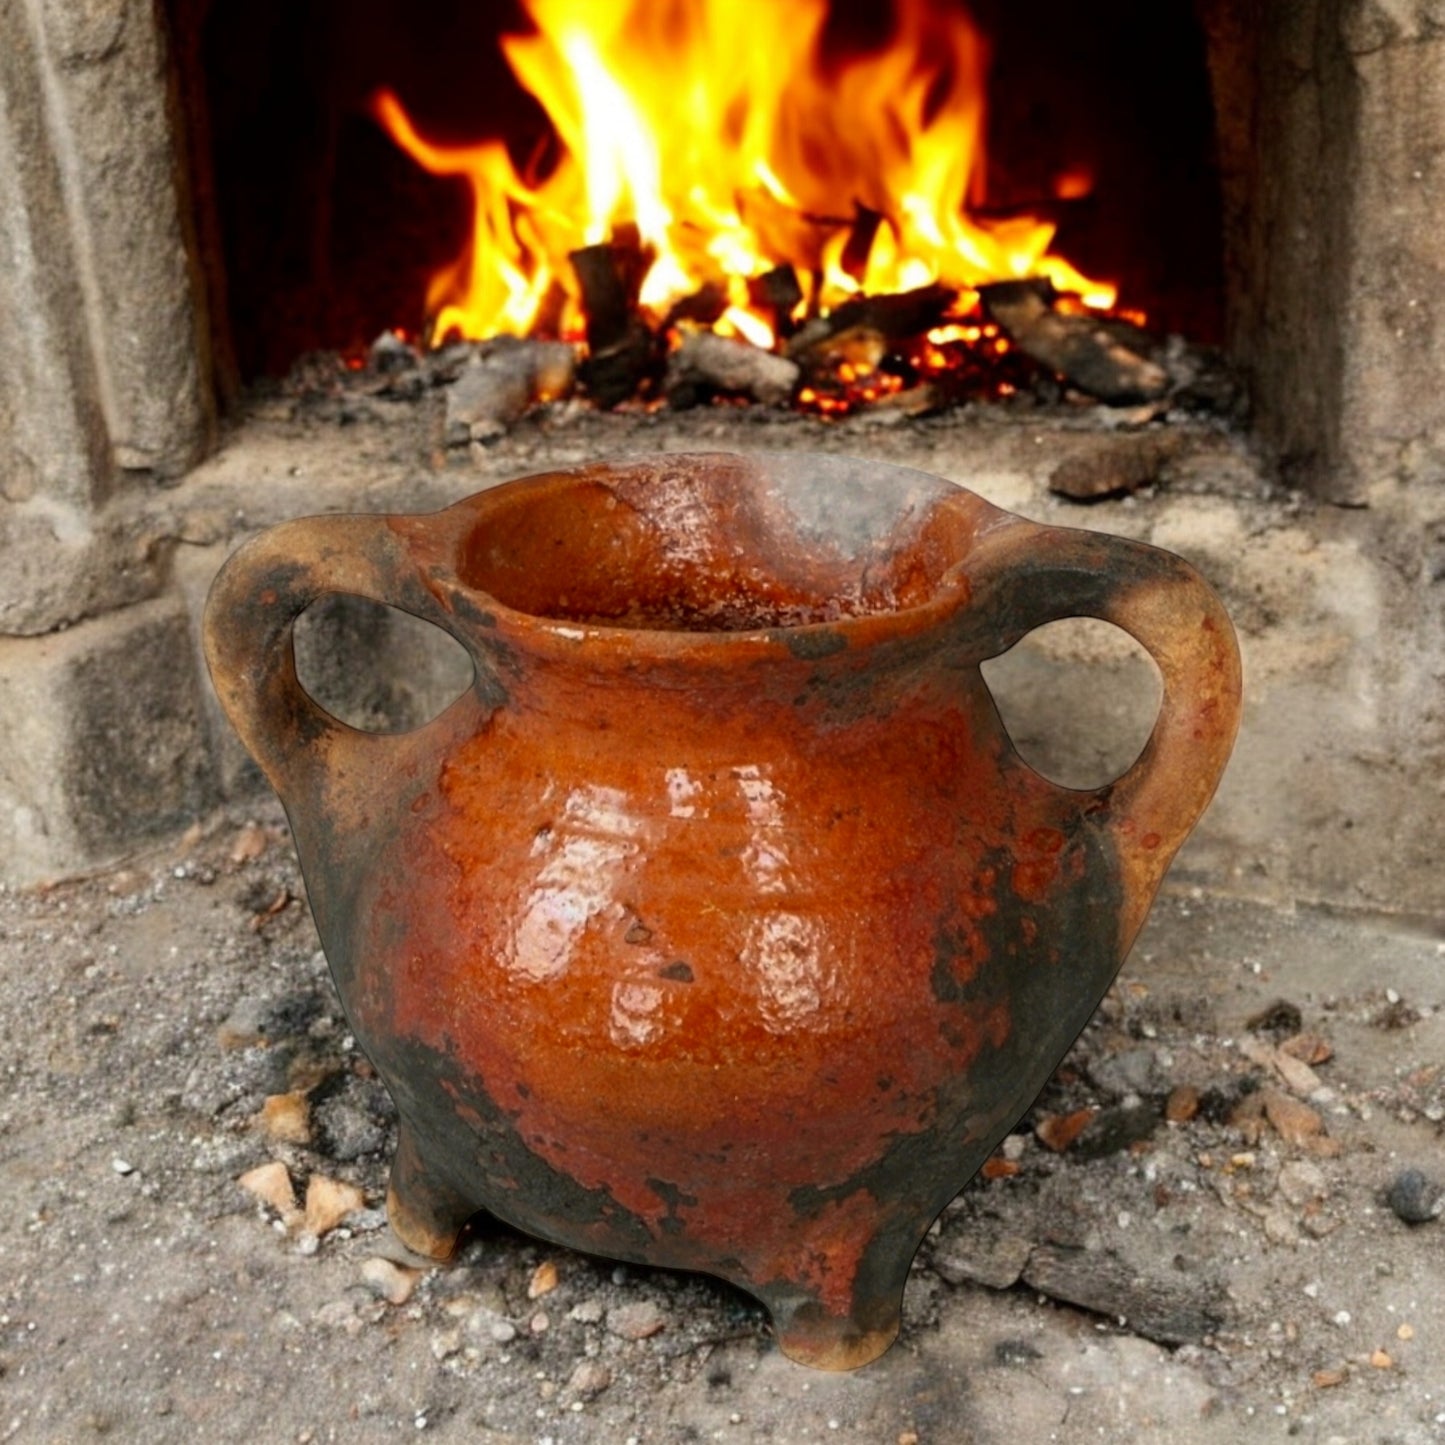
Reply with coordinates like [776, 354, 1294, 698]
[2, 802, 1444, 1442]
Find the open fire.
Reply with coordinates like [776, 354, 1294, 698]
[362, 0, 1166, 419]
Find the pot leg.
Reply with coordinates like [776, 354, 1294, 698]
[760, 1220, 926, 1370]
[385, 1122, 476, 1261]
[768, 1298, 901, 1372]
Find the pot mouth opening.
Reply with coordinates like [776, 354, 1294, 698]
[451, 452, 983, 639]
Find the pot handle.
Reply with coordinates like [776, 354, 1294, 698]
[964, 519, 1242, 942]
[202, 512, 471, 803]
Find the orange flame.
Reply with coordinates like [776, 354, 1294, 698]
[374, 0, 1116, 348]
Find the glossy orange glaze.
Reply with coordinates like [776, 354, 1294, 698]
[203, 452, 1242, 1369]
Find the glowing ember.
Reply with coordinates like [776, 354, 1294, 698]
[373, 0, 1119, 384]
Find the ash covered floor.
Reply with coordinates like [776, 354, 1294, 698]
[1, 800, 1442, 1444]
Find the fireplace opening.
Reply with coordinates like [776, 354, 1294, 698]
[175, 0, 1224, 415]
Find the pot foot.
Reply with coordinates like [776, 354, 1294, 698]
[385, 1125, 476, 1261]
[769, 1298, 901, 1371]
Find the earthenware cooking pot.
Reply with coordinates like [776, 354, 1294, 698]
[203, 451, 1240, 1369]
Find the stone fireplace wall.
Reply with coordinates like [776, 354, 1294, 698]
[2, 0, 1445, 915]
[1202, 0, 1445, 503]
[0, 0, 219, 872]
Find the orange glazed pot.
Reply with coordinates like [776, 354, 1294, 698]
[204, 452, 1240, 1369]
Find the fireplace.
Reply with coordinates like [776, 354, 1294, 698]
[188, 0, 1225, 409]
[2, 0, 1444, 918]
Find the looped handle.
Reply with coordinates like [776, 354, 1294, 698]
[964, 518, 1242, 943]
[202, 512, 471, 805]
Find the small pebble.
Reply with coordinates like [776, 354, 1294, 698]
[1164, 1085, 1200, 1123]
[1277, 1160, 1328, 1207]
[567, 1361, 612, 1399]
[239, 1161, 299, 1222]
[361, 1257, 420, 1305]
[259, 1091, 312, 1146]
[1386, 1168, 1442, 1225]
[528, 1260, 559, 1298]
[305, 1174, 366, 1237]
[473, 1312, 517, 1344]
[111, 1158, 135, 1176]
[606, 1300, 668, 1340]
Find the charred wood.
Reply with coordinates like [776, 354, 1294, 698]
[979, 280, 1168, 404]
[570, 234, 659, 407]
[578, 323, 659, 409]
[663, 282, 728, 330]
[786, 283, 956, 361]
[1021, 1243, 1225, 1347]
[570, 233, 650, 353]
[665, 331, 800, 408]
[840, 206, 883, 284]
[1048, 432, 1186, 502]
[747, 265, 804, 318]
[443, 338, 576, 444]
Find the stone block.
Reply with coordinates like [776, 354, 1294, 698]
[0, 592, 221, 884]
[0, 0, 212, 511]
[31, 0, 213, 478]
[0, 492, 171, 635]
[0, 0, 114, 509]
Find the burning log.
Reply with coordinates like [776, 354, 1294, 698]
[839, 206, 883, 284]
[570, 235, 659, 407]
[444, 338, 576, 444]
[664, 331, 800, 408]
[747, 266, 804, 319]
[578, 327, 659, 409]
[978, 280, 1168, 405]
[570, 232, 649, 352]
[785, 283, 957, 364]
[663, 282, 728, 330]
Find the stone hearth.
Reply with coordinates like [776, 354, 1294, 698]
[2, 0, 1445, 918]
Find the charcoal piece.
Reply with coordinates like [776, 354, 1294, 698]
[794, 326, 887, 379]
[1022, 1244, 1224, 1346]
[665, 331, 799, 409]
[1049, 433, 1186, 502]
[444, 339, 577, 444]
[424, 342, 480, 386]
[570, 236, 650, 354]
[865, 382, 940, 418]
[577, 322, 659, 409]
[979, 280, 1168, 404]
[663, 282, 728, 330]
[1246, 998, 1304, 1040]
[785, 283, 956, 361]
[840, 206, 883, 283]
[748, 265, 804, 319]
[1160, 335, 1245, 416]
[1069, 1100, 1163, 1159]
[369, 330, 420, 375]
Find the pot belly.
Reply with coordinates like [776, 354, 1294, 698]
[333, 716, 1122, 1294]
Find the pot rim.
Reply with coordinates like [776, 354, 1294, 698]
[400, 450, 1016, 666]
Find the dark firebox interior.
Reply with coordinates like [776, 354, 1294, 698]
[171, 0, 1223, 384]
